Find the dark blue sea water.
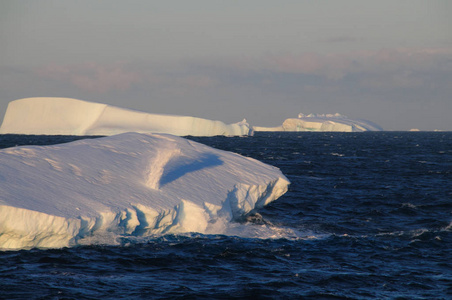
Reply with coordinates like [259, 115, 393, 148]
[1, 132, 451, 299]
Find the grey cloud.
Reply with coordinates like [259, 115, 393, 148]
[323, 36, 365, 43]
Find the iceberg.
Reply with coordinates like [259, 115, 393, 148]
[0, 97, 251, 136]
[0, 132, 289, 250]
[254, 113, 383, 132]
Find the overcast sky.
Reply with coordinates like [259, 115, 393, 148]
[1, 0, 451, 130]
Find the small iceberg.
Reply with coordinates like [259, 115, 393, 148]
[254, 113, 382, 132]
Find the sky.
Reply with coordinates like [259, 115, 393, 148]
[1, 0, 451, 131]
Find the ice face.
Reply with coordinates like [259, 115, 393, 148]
[0, 133, 289, 250]
[0, 97, 251, 136]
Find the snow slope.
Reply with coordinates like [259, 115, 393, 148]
[254, 113, 383, 132]
[0, 133, 289, 250]
[0, 97, 251, 136]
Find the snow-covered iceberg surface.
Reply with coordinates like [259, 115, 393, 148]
[254, 113, 383, 132]
[0, 97, 251, 136]
[0, 133, 289, 250]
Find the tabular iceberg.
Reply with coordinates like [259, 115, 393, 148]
[0, 132, 289, 250]
[0, 97, 251, 136]
[254, 113, 383, 132]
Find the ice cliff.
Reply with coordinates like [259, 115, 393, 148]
[253, 113, 382, 132]
[0, 132, 289, 250]
[0, 97, 251, 136]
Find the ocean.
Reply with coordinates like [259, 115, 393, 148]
[0, 132, 451, 299]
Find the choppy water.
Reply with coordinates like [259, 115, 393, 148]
[1, 132, 451, 299]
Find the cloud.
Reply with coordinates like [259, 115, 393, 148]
[33, 47, 451, 96]
[35, 62, 220, 94]
[323, 36, 365, 43]
[359, 72, 425, 90]
[36, 63, 142, 93]
[221, 47, 452, 88]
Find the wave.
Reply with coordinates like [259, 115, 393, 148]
[74, 215, 327, 247]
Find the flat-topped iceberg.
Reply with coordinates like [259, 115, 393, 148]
[0, 97, 251, 136]
[0, 132, 289, 250]
[254, 113, 382, 132]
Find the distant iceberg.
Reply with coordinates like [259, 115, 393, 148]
[0, 97, 251, 136]
[0, 132, 289, 250]
[254, 113, 383, 132]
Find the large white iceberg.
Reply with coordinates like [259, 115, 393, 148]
[0, 132, 289, 250]
[254, 113, 382, 132]
[0, 97, 251, 136]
